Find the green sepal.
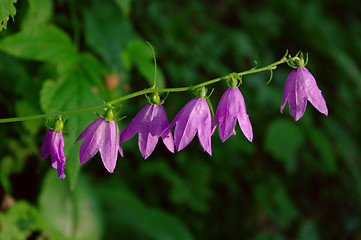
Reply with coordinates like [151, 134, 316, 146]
[287, 51, 308, 69]
[145, 92, 169, 105]
[226, 73, 242, 88]
[54, 115, 64, 133]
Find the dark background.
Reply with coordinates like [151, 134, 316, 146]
[1, 0, 361, 239]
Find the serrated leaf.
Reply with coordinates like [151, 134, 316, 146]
[0, 25, 77, 63]
[0, 0, 17, 31]
[39, 170, 103, 240]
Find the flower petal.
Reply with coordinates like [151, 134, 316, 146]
[154, 105, 174, 153]
[76, 117, 103, 142]
[77, 118, 105, 164]
[196, 99, 212, 155]
[301, 67, 328, 116]
[39, 130, 53, 159]
[172, 98, 199, 151]
[119, 105, 149, 142]
[99, 120, 118, 173]
[281, 68, 297, 114]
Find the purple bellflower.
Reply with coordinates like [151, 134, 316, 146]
[40, 116, 66, 179]
[213, 87, 253, 142]
[75, 107, 123, 173]
[120, 100, 174, 159]
[281, 66, 328, 121]
[163, 88, 212, 155]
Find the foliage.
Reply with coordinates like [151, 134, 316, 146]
[1, 0, 361, 239]
[0, 0, 17, 31]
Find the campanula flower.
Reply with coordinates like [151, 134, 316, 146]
[75, 107, 123, 173]
[213, 87, 253, 142]
[163, 91, 212, 155]
[281, 66, 328, 121]
[120, 102, 174, 159]
[40, 116, 66, 179]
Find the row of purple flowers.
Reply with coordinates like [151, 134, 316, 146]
[40, 66, 328, 179]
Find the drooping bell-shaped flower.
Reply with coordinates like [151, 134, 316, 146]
[120, 93, 174, 159]
[75, 106, 123, 173]
[163, 87, 212, 155]
[281, 64, 328, 121]
[213, 79, 253, 142]
[40, 116, 66, 179]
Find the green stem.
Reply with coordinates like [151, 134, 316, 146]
[146, 42, 157, 89]
[0, 56, 290, 124]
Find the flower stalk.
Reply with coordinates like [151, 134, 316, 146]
[0, 52, 301, 124]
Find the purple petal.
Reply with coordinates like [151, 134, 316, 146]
[195, 99, 212, 155]
[214, 88, 237, 142]
[77, 118, 106, 164]
[172, 98, 199, 151]
[281, 67, 328, 121]
[52, 132, 66, 179]
[214, 88, 253, 142]
[167, 98, 212, 155]
[117, 125, 123, 157]
[121, 104, 174, 159]
[281, 69, 297, 114]
[40, 130, 66, 179]
[119, 105, 149, 142]
[300, 67, 328, 117]
[138, 104, 163, 159]
[154, 105, 174, 154]
[232, 89, 253, 142]
[99, 120, 119, 173]
[39, 130, 53, 159]
[76, 117, 104, 143]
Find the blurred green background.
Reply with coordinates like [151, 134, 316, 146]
[1, 0, 361, 239]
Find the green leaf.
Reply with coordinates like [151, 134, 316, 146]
[0, 201, 40, 240]
[39, 170, 103, 240]
[15, 100, 42, 135]
[113, 0, 132, 17]
[0, 0, 17, 31]
[96, 178, 194, 240]
[308, 128, 336, 174]
[40, 64, 102, 189]
[254, 176, 299, 229]
[83, 1, 136, 72]
[252, 232, 287, 240]
[0, 25, 77, 63]
[122, 40, 165, 88]
[264, 119, 305, 162]
[21, 0, 53, 30]
[297, 220, 320, 240]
